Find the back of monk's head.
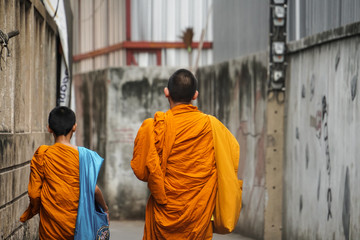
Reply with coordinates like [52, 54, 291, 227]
[168, 69, 197, 103]
[48, 106, 76, 136]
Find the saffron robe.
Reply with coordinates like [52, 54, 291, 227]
[20, 143, 80, 240]
[131, 104, 218, 240]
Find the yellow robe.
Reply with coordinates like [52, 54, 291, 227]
[20, 143, 79, 240]
[131, 104, 217, 240]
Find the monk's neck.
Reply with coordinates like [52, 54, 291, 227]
[54, 133, 77, 150]
[169, 101, 192, 109]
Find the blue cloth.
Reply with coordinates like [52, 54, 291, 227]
[74, 147, 109, 240]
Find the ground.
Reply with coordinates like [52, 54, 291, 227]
[109, 220, 254, 239]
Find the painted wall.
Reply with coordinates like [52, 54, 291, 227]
[73, 53, 268, 239]
[284, 23, 360, 239]
[0, 1, 58, 239]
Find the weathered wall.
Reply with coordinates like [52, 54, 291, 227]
[74, 54, 268, 239]
[284, 23, 360, 239]
[0, 1, 58, 239]
[197, 53, 268, 239]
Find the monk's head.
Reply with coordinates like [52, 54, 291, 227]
[165, 69, 198, 105]
[48, 106, 76, 137]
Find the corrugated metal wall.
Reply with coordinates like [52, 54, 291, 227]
[71, 0, 126, 73]
[212, 0, 269, 63]
[287, 0, 360, 41]
[131, 0, 213, 67]
[71, 0, 213, 74]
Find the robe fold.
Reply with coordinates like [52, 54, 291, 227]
[131, 104, 217, 240]
[20, 143, 80, 240]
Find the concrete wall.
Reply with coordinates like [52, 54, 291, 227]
[283, 22, 360, 239]
[74, 53, 268, 239]
[0, 1, 58, 239]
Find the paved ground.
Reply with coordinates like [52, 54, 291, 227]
[109, 220, 254, 240]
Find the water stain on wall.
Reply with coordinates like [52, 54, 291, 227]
[215, 62, 231, 123]
[351, 75, 357, 101]
[310, 75, 315, 101]
[342, 167, 350, 240]
[305, 144, 309, 169]
[317, 171, 321, 201]
[302, 85, 306, 98]
[335, 50, 341, 71]
[121, 78, 151, 120]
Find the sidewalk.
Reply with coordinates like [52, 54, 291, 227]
[109, 220, 254, 240]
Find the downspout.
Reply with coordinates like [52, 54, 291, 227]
[126, 0, 132, 65]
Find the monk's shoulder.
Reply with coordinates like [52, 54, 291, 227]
[34, 145, 49, 156]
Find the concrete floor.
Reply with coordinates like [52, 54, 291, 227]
[109, 220, 254, 240]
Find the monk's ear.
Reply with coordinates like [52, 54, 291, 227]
[192, 90, 199, 101]
[47, 125, 53, 133]
[164, 87, 170, 98]
[72, 123, 77, 132]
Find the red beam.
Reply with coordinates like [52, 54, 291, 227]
[122, 41, 213, 49]
[73, 41, 213, 62]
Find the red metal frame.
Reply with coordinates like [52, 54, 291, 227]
[73, 41, 212, 63]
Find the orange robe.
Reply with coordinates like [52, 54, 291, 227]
[131, 104, 217, 240]
[20, 143, 80, 240]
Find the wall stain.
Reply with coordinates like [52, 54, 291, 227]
[342, 167, 350, 240]
[216, 62, 231, 124]
[351, 75, 357, 101]
[310, 75, 315, 101]
[305, 144, 309, 169]
[335, 50, 340, 71]
[299, 195, 303, 213]
[317, 171, 321, 201]
[121, 78, 151, 119]
[122, 78, 150, 108]
[239, 62, 252, 122]
[296, 127, 299, 140]
[301, 85, 306, 98]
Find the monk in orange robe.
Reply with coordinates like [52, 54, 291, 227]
[20, 106, 108, 240]
[131, 69, 239, 240]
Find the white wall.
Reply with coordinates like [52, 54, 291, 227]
[284, 26, 360, 240]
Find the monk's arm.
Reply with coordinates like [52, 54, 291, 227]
[95, 185, 109, 222]
[20, 147, 46, 222]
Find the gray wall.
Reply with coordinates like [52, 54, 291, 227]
[213, 0, 269, 63]
[0, 1, 58, 239]
[284, 22, 360, 239]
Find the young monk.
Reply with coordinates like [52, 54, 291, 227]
[131, 69, 240, 239]
[20, 106, 109, 239]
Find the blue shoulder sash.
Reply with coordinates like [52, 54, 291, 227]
[74, 147, 109, 240]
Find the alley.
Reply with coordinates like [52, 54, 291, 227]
[109, 221, 254, 240]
